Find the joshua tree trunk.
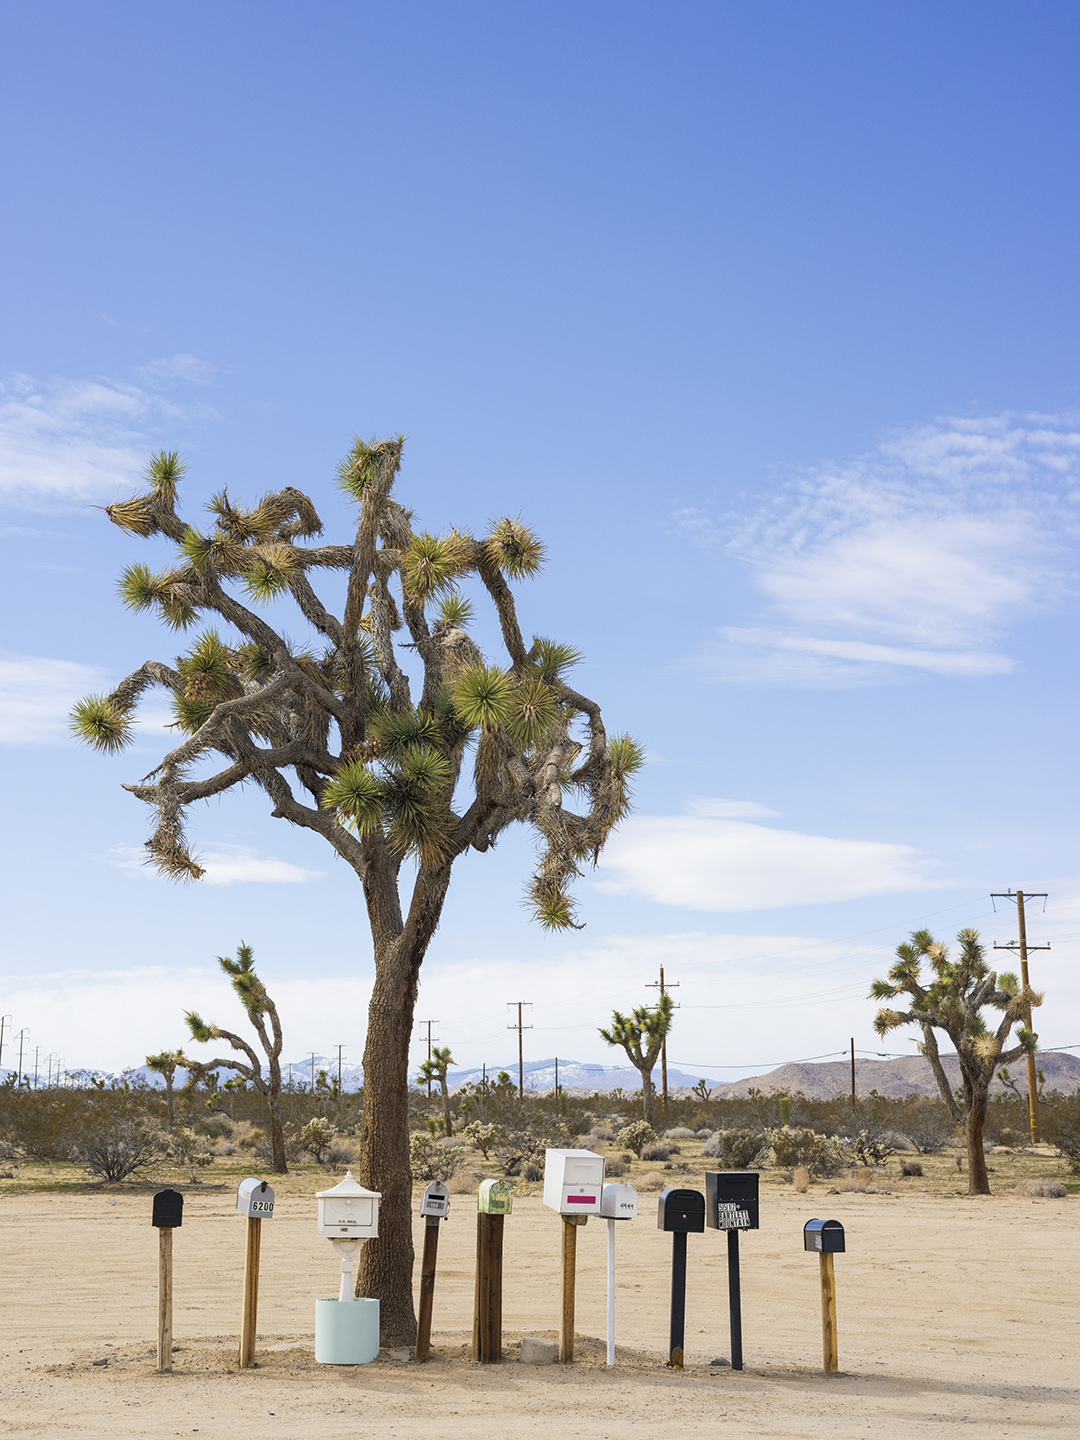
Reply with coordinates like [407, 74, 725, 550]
[638, 1068, 655, 1125]
[964, 1084, 991, 1195]
[265, 1086, 287, 1173]
[439, 1074, 453, 1137]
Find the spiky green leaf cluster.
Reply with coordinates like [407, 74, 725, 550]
[321, 761, 386, 836]
[436, 594, 474, 628]
[178, 630, 236, 701]
[146, 451, 186, 499]
[451, 664, 513, 730]
[400, 530, 472, 601]
[531, 636, 582, 678]
[69, 695, 134, 752]
[369, 705, 443, 758]
[484, 515, 544, 578]
[506, 677, 558, 748]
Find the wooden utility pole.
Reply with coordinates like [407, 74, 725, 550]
[238, 1217, 261, 1368]
[819, 1253, 838, 1372]
[850, 1038, 856, 1104]
[334, 1044, 346, 1099]
[992, 890, 1050, 1143]
[646, 968, 680, 1107]
[559, 1216, 586, 1362]
[507, 1002, 532, 1098]
[417, 1020, 438, 1096]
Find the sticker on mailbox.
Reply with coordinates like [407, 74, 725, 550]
[567, 1194, 596, 1204]
[715, 1202, 753, 1229]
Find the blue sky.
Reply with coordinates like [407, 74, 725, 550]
[1, 2, 1078, 1080]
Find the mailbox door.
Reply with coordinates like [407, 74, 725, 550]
[152, 1189, 184, 1228]
[658, 1188, 706, 1233]
[561, 1185, 602, 1214]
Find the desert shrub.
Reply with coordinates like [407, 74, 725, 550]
[604, 1159, 629, 1177]
[445, 1172, 479, 1194]
[0, 1086, 90, 1161]
[459, 1121, 501, 1158]
[1018, 1178, 1067, 1198]
[195, 1114, 234, 1140]
[72, 1091, 165, 1182]
[705, 1129, 769, 1169]
[642, 1143, 675, 1162]
[296, 1117, 337, 1164]
[1041, 1095, 1080, 1174]
[252, 1125, 302, 1165]
[495, 1118, 571, 1177]
[522, 1161, 543, 1181]
[894, 1096, 956, 1154]
[833, 1167, 872, 1193]
[900, 1160, 923, 1177]
[326, 1143, 355, 1168]
[637, 1170, 666, 1190]
[850, 1130, 892, 1166]
[409, 1131, 464, 1182]
[617, 1121, 656, 1158]
[766, 1127, 846, 1178]
[665, 1127, 696, 1140]
[792, 1165, 809, 1193]
[164, 1127, 215, 1179]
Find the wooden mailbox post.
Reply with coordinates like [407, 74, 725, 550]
[151, 1188, 184, 1374]
[236, 1177, 275, 1368]
[804, 1218, 845, 1372]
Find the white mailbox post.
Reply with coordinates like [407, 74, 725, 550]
[314, 1172, 382, 1366]
[544, 1149, 606, 1364]
[600, 1182, 638, 1366]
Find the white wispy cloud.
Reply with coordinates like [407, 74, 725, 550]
[679, 412, 1080, 686]
[0, 651, 110, 744]
[594, 799, 942, 911]
[109, 843, 323, 887]
[0, 359, 216, 506]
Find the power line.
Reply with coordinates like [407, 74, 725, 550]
[507, 1002, 532, 1098]
[991, 890, 1050, 1143]
[646, 966, 680, 1108]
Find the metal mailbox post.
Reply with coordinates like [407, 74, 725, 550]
[151, 1189, 183, 1374]
[314, 1172, 382, 1366]
[473, 1180, 513, 1363]
[235, 1178, 274, 1369]
[705, 1171, 760, 1371]
[657, 1188, 706, 1369]
[600, 1182, 638, 1366]
[804, 1219, 845, 1372]
[416, 1181, 450, 1362]
[544, 1149, 606, 1363]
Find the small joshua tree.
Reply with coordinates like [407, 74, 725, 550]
[145, 1049, 188, 1125]
[599, 994, 674, 1124]
[871, 928, 1039, 1195]
[69, 438, 640, 1343]
[417, 1045, 456, 1138]
[182, 943, 288, 1173]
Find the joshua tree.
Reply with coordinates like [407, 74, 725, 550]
[870, 928, 1039, 1194]
[69, 438, 640, 1343]
[417, 1045, 456, 1137]
[181, 943, 288, 1172]
[599, 994, 674, 1124]
[145, 1048, 188, 1124]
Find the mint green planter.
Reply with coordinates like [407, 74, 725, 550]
[314, 1297, 380, 1364]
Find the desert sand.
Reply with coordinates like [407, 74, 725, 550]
[0, 1179, 1076, 1439]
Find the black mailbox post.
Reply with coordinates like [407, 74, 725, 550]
[657, 1189, 705, 1369]
[705, 1171, 760, 1371]
[804, 1219, 845, 1371]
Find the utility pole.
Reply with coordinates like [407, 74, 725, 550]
[417, 1020, 439, 1095]
[992, 890, 1050, 1143]
[33, 1046, 40, 1090]
[0, 1015, 10, 1076]
[15, 1030, 28, 1088]
[507, 1002, 532, 1098]
[554, 1057, 559, 1098]
[46, 1054, 57, 1088]
[309, 1052, 317, 1092]
[850, 1038, 856, 1104]
[334, 1045, 346, 1099]
[646, 967, 680, 1107]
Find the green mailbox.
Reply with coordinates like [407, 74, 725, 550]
[478, 1178, 513, 1215]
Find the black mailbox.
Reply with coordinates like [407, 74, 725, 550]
[152, 1188, 184, 1228]
[804, 1218, 844, 1253]
[705, 1171, 760, 1230]
[657, 1188, 706, 1233]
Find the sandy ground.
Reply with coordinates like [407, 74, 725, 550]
[0, 1185, 1075, 1439]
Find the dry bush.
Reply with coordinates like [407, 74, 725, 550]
[642, 1143, 677, 1162]
[664, 1127, 696, 1139]
[1018, 1179, 1067, 1198]
[604, 1159, 629, 1178]
[833, 1167, 872, 1193]
[617, 1121, 656, 1158]
[446, 1172, 480, 1195]
[637, 1171, 667, 1191]
[792, 1165, 809, 1193]
[900, 1160, 923, 1177]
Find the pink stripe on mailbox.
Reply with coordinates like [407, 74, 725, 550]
[567, 1195, 596, 1204]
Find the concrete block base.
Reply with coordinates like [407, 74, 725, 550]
[520, 1336, 558, 1365]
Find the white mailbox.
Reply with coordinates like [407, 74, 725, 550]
[316, 1171, 381, 1239]
[419, 1180, 450, 1219]
[600, 1182, 638, 1221]
[543, 1148, 606, 1216]
[237, 1176, 275, 1219]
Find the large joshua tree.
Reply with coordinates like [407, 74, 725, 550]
[599, 993, 674, 1124]
[70, 437, 642, 1342]
[870, 927, 1040, 1195]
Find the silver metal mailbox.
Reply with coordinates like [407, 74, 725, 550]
[316, 1170, 381, 1239]
[600, 1182, 638, 1220]
[236, 1176, 275, 1220]
[419, 1180, 450, 1219]
[542, 1147, 606, 1216]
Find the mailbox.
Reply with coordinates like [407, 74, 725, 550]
[236, 1176, 275, 1219]
[477, 1178, 513, 1215]
[657, 1187, 706, 1233]
[804, 1218, 845, 1253]
[705, 1171, 759, 1230]
[543, 1148, 606, 1216]
[316, 1171, 381, 1239]
[151, 1188, 184, 1228]
[600, 1182, 638, 1220]
[419, 1181, 450, 1219]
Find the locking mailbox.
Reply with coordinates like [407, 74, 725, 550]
[804, 1218, 845, 1253]
[657, 1187, 706, 1233]
[419, 1181, 450, 1220]
[543, 1148, 606, 1216]
[237, 1177, 275, 1220]
[478, 1178, 513, 1215]
[600, 1182, 638, 1221]
[151, 1188, 184, 1228]
[316, 1171, 381, 1239]
[705, 1171, 759, 1230]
